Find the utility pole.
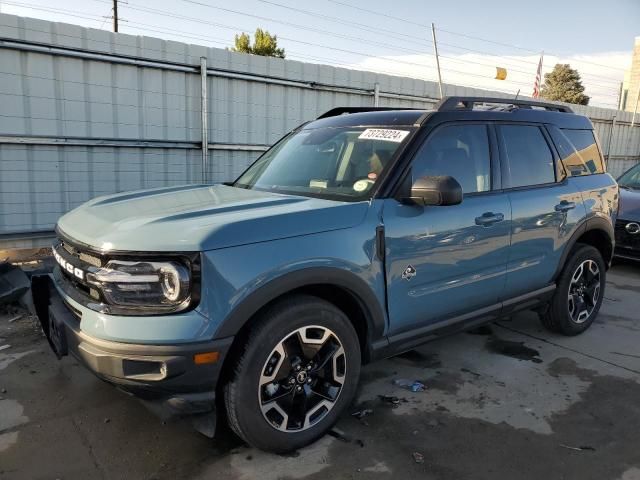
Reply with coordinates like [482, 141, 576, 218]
[431, 23, 444, 99]
[113, 0, 118, 33]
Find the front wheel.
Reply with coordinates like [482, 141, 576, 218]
[223, 295, 361, 453]
[541, 244, 606, 336]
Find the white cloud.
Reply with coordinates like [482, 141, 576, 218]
[347, 51, 631, 109]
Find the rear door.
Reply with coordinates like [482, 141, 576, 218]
[383, 122, 511, 336]
[497, 124, 586, 298]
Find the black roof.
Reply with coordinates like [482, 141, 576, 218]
[306, 109, 428, 129]
[309, 96, 592, 130]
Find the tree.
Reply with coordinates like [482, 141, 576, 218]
[540, 64, 589, 105]
[232, 29, 285, 58]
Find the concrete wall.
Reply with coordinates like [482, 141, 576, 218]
[1, 13, 639, 247]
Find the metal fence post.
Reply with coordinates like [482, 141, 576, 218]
[606, 116, 616, 163]
[373, 83, 380, 107]
[200, 56, 208, 183]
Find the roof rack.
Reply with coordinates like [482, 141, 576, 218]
[436, 96, 573, 113]
[316, 107, 422, 119]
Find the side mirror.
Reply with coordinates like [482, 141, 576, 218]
[406, 175, 463, 206]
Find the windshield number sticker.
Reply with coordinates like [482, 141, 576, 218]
[358, 129, 410, 143]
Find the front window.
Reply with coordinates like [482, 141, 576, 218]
[234, 126, 415, 200]
[618, 164, 640, 190]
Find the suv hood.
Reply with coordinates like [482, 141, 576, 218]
[57, 184, 369, 252]
[619, 187, 640, 221]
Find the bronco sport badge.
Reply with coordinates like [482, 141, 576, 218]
[402, 265, 417, 281]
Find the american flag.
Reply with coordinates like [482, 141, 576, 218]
[532, 53, 544, 98]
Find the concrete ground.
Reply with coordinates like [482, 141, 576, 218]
[1, 263, 639, 480]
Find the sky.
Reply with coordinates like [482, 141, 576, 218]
[1, 0, 638, 108]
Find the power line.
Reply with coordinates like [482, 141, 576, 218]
[326, 0, 426, 28]
[41, 0, 622, 89]
[3, 0, 622, 105]
[256, 0, 624, 87]
[256, 0, 425, 44]
[98, 6, 113, 30]
[326, 0, 629, 73]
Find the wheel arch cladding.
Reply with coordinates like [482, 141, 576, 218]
[555, 218, 614, 281]
[576, 228, 613, 265]
[215, 268, 387, 367]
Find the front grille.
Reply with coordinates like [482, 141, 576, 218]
[79, 252, 102, 267]
[54, 238, 104, 301]
[60, 239, 104, 267]
[615, 220, 640, 249]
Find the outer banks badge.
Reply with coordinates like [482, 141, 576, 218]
[402, 265, 417, 281]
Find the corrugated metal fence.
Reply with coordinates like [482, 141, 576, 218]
[1, 13, 639, 248]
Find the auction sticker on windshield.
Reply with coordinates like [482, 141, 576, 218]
[358, 129, 410, 143]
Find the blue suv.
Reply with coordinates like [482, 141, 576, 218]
[32, 97, 618, 452]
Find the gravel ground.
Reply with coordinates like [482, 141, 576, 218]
[1, 262, 639, 480]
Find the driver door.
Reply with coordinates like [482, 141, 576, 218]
[383, 123, 511, 337]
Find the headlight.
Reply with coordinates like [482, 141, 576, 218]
[87, 260, 191, 311]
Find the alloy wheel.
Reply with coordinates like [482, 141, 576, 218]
[258, 325, 346, 432]
[567, 259, 601, 324]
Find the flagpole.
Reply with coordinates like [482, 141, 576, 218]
[533, 51, 544, 98]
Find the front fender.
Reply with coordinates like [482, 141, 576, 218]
[213, 266, 387, 341]
[197, 222, 387, 345]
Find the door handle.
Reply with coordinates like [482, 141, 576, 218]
[475, 212, 505, 226]
[555, 201, 576, 212]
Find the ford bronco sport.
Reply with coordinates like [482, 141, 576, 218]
[32, 96, 618, 453]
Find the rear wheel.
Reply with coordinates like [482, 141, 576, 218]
[223, 294, 361, 453]
[541, 244, 606, 335]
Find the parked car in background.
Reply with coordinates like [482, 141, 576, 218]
[32, 97, 618, 453]
[615, 163, 640, 261]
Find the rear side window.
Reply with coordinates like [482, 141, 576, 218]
[555, 129, 604, 176]
[498, 125, 555, 188]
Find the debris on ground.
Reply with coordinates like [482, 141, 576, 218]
[0, 262, 30, 305]
[560, 444, 596, 452]
[328, 428, 364, 447]
[378, 395, 402, 406]
[412, 452, 425, 464]
[393, 379, 426, 392]
[0, 344, 11, 351]
[8, 314, 23, 323]
[328, 428, 351, 443]
[351, 408, 373, 419]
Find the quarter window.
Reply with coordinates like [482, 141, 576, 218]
[499, 125, 555, 188]
[412, 124, 491, 194]
[561, 129, 604, 175]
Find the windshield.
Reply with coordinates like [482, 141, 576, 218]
[234, 126, 415, 200]
[618, 164, 640, 190]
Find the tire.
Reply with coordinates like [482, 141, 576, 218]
[540, 244, 606, 336]
[223, 294, 361, 453]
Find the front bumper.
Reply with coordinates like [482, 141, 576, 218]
[31, 274, 233, 415]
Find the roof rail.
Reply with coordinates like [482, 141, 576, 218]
[435, 96, 574, 113]
[316, 107, 422, 119]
